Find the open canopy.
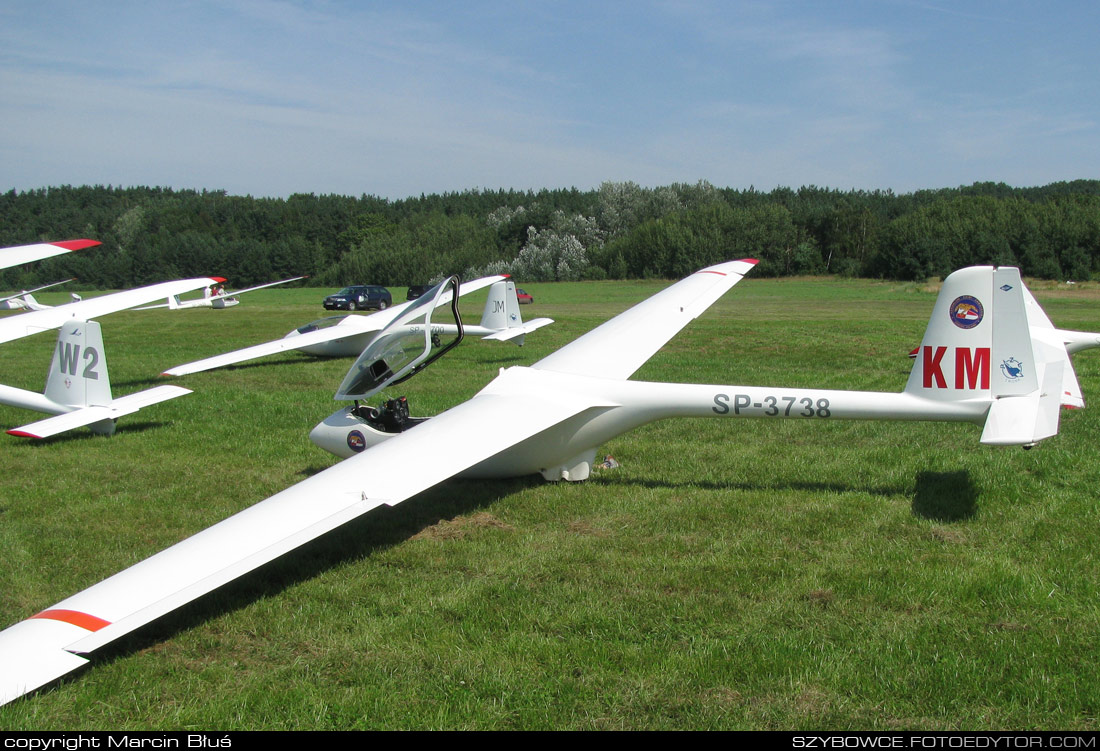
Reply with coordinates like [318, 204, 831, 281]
[334, 276, 464, 400]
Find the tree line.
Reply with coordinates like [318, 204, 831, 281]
[2, 180, 1099, 290]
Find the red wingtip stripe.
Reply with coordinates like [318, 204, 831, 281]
[739, 258, 760, 264]
[6, 429, 41, 438]
[31, 609, 111, 632]
[210, 276, 227, 283]
[50, 239, 101, 251]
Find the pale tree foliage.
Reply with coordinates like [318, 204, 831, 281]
[596, 180, 719, 239]
[474, 210, 604, 282]
[486, 204, 529, 230]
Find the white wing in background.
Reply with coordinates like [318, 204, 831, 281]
[0, 240, 99, 271]
[163, 275, 508, 376]
[0, 277, 227, 346]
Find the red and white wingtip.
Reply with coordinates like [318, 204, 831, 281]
[49, 239, 101, 251]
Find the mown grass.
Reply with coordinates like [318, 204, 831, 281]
[0, 277, 1099, 730]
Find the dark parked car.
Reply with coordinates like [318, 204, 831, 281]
[406, 284, 433, 301]
[516, 288, 534, 304]
[323, 285, 392, 311]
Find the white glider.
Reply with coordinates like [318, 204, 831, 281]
[2, 260, 1098, 705]
[134, 275, 308, 310]
[0, 277, 227, 346]
[0, 320, 190, 438]
[0, 239, 99, 270]
[1, 280, 78, 310]
[162, 276, 547, 377]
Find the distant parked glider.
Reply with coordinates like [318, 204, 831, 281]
[0, 280, 78, 310]
[162, 277, 550, 377]
[134, 276, 308, 310]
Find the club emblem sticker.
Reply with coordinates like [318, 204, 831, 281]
[1000, 357, 1024, 380]
[347, 430, 366, 453]
[949, 295, 984, 329]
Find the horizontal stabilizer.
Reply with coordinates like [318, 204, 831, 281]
[980, 360, 1063, 446]
[481, 317, 555, 342]
[8, 385, 192, 439]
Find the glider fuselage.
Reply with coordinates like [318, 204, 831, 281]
[311, 365, 991, 480]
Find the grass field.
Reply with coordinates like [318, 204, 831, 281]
[1, 275, 1099, 730]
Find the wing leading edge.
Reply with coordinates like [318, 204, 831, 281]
[533, 259, 757, 379]
[0, 387, 601, 705]
[0, 277, 227, 346]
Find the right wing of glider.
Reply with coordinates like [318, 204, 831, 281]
[533, 259, 757, 380]
[163, 275, 508, 377]
[0, 240, 100, 271]
[0, 385, 596, 705]
[0, 277, 226, 346]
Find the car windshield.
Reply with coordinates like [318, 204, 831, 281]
[335, 287, 355, 296]
[334, 277, 463, 400]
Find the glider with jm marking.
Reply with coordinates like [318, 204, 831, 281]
[0, 277, 227, 346]
[0, 320, 190, 438]
[2, 260, 1099, 705]
[0, 240, 99, 271]
[161, 276, 549, 377]
[134, 275, 308, 310]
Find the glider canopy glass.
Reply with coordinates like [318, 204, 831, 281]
[335, 276, 463, 400]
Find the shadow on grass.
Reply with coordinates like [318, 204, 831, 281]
[911, 470, 977, 521]
[595, 474, 911, 498]
[74, 475, 542, 686]
[16, 420, 170, 445]
[117, 355, 321, 387]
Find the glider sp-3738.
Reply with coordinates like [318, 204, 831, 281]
[1, 259, 1097, 705]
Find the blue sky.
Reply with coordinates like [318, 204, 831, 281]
[2, 0, 1097, 199]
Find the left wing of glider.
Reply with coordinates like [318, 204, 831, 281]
[533, 259, 757, 379]
[0, 240, 99, 271]
[0, 277, 226, 346]
[0, 386, 598, 705]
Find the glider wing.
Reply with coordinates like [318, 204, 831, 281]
[0, 240, 99, 271]
[0, 277, 226, 346]
[533, 259, 757, 379]
[0, 388, 598, 704]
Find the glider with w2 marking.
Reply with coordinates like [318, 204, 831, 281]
[0, 319, 190, 438]
[1, 259, 1098, 705]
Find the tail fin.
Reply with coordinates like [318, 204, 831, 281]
[43, 320, 116, 434]
[21, 293, 50, 311]
[9, 320, 191, 439]
[476, 281, 554, 346]
[479, 281, 523, 330]
[905, 266, 1065, 446]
